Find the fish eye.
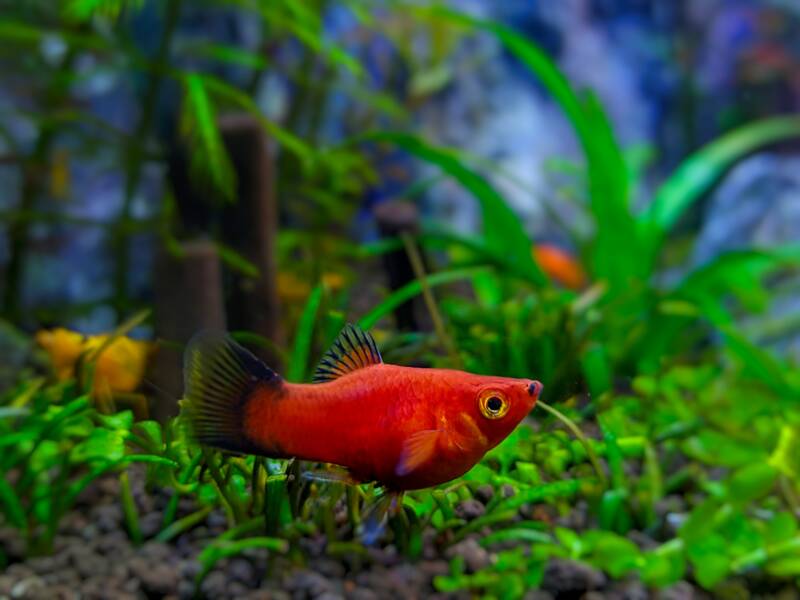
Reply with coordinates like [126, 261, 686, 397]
[479, 390, 510, 420]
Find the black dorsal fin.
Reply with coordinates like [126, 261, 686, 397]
[313, 324, 382, 383]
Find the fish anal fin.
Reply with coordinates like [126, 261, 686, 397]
[395, 430, 443, 477]
[313, 323, 382, 383]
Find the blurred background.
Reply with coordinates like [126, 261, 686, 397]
[1, 3, 798, 301]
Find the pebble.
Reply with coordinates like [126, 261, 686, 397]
[311, 558, 347, 579]
[229, 557, 257, 586]
[657, 581, 700, 600]
[286, 569, 335, 597]
[201, 571, 229, 598]
[348, 587, 380, 600]
[10, 576, 46, 599]
[542, 558, 606, 594]
[129, 558, 178, 596]
[0, 472, 714, 600]
[522, 591, 554, 600]
[138, 511, 163, 538]
[474, 485, 494, 505]
[445, 538, 491, 573]
[454, 499, 485, 521]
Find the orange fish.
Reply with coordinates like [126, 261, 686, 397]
[183, 324, 541, 491]
[533, 243, 587, 290]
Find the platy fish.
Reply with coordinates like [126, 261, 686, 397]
[183, 324, 541, 492]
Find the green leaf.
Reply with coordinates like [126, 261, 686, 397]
[63, 0, 142, 21]
[97, 410, 133, 432]
[362, 132, 545, 285]
[214, 242, 260, 278]
[686, 533, 730, 589]
[480, 528, 551, 546]
[766, 556, 800, 577]
[178, 41, 268, 70]
[727, 463, 778, 506]
[358, 266, 491, 330]
[719, 326, 798, 397]
[423, 7, 643, 286]
[0, 478, 25, 529]
[287, 284, 324, 382]
[200, 74, 313, 167]
[644, 116, 800, 234]
[180, 74, 237, 203]
[769, 425, 800, 479]
[71, 428, 126, 463]
[196, 537, 288, 588]
[682, 430, 767, 468]
[641, 540, 685, 587]
[581, 344, 611, 397]
[583, 530, 641, 578]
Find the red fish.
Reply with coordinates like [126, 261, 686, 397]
[183, 324, 541, 491]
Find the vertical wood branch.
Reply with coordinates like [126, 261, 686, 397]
[219, 114, 283, 369]
[149, 241, 226, 421]
[373, 200, 424, 331]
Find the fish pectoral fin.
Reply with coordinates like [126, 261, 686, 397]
[301, 466, 359, 486]
[395, 429, 443, 477]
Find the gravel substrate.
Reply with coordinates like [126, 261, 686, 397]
[0, 470, 781, 599]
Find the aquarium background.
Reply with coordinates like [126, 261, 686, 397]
[1, 0, 800, 598]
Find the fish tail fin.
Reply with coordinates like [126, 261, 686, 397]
[182, 331, 282, 454]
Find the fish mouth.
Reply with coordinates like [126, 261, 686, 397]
[527, 380, 543, 398]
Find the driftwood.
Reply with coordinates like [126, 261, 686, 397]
[373, 199, 423, 331]
[150, 241, 226, 421]
[219, 114, 283, 369]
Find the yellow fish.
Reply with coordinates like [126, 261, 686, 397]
[36, 328, 151, 395]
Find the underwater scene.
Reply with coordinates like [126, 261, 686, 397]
[2, 1, 800, 598]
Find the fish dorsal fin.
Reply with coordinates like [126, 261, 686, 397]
[313, 323, 382, 383]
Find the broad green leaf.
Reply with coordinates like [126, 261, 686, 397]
[682, 430, 768, 468]
[180, 74, 237, 203]
[641, 540, 685, 587]
[644, 116, 800, 233]
[727, 463, 778, 506]
[97, 410, 133, 432]
[769, 425, 800, 478]
[363, 132, 545, 285]
[214, 242, 260, 278]
[686, 533, 730, 589]
[178, 41, 268, 70]
[200, 74, 313, 167]
[358, 266, 491, 330]
[423, 7, 643, 285]
[63, 0, 143, 21]
[0, 478, 25, 529]
[583, 530, 641, 578]
[287, 284, 324, 382]
[71, 428, 126, 463]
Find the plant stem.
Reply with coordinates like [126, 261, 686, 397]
[536, 400, 609, 489]
[120, 471, 143, 545]
[400, 232, 462, 368]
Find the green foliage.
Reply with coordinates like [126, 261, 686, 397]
[0, 379, 175, 554]
[179, 74, 238, 203]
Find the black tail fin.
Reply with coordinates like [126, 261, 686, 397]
[182, 331, 281, 454]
